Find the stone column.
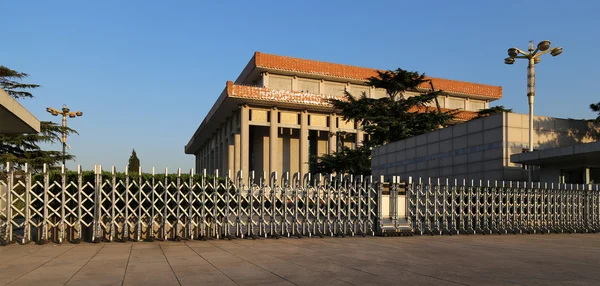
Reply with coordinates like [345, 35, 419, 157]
[300, 110, 309, 177]
[228, 142, 234, 176]
[319, 79, 325, 94]
[215, 130, 220, 173]
[329, 113, 337, 154]
[240, 105, 250, 178]
[356, 127, 364, 148]
[221, 127, 227, 174]
[262, 72, 269, 88]
[234, 133, 241, 176]
[204, 143, 208, 172]
[208, 140, 212, 173]
[292, 75, 298, 91]
[269, 107, 279, 177]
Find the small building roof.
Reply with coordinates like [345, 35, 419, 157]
[0, 88, 40, 134]
[511, 141, 600, 166]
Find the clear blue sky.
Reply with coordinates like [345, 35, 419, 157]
[3, 0, 599, 173]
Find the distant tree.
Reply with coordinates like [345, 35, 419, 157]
[0, 66, 78, 172]
[590, 102, 600, 122]
[313, 68, 456, 175]
[475, 105, 513, 118]
[128, 149, 140, 173]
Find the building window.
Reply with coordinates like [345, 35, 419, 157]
[470, 100, 485, 111]
[447, 98, 465, 110]
[270, 76, 292, 90]
[249, 109, 253, 121]
[296, 78, 319, 93]
[323, 82, 345, 96]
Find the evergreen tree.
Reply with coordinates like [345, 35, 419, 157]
[128, 149, 140, 173]
[314, 68, 455, 175]
[590, 102, 600, 122]
[0, 66, 39, 99]
[0, 66, 78, 172]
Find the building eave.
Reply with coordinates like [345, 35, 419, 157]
[0, 88, 41, 134]
[185, 83, 480, 154]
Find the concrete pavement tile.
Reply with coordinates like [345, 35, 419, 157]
[122, 270, 179, 286]
[65, 244, 131, 286]
[0, 244, 74, 285]
[8, 244, 103, 286]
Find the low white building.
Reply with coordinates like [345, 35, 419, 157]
[371, 112, 598, 183]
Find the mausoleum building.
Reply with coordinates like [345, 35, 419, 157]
[185, 52, 502, 178]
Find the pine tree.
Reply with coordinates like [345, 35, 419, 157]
[128, 149, 140, 174]
[0, 66, 39, 99]
[590, 102, 600, 122]
[314, 68, 455, 175]
[0, 66, 78, 172]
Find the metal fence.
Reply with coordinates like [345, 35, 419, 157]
[3, 163, 600, 245]
[405, 178, 600, 235]
[1, 164, 380, 245]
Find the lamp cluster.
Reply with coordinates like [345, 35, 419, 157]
[46, 104, 83, 118]
[504, 40, 563, 65]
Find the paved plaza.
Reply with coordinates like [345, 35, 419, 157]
[0, 234, 599, 285]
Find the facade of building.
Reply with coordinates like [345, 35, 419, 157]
[511, 141, 600, 184]
[372, 112, 599, 182]
[185, 52, 502, 179]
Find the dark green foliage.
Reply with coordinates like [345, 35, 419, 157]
[0, 66, 78, 172]
[310, 146, 372, 175]
[0, 122, 78, 172]
[30, 170, 222, 185]
[128, 149, 140, 173]
[476, 105, 513, 118]
[313, 68, 455, 175]
[0, 66, 39, 99]
[331, 69, 454, 148]
[590, 102, 600, 122]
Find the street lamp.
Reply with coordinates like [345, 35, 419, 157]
[46, 104, 83, 167]
[505, 40, 562, 184]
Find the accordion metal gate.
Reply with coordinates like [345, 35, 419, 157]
[0, 163, 381, 244]
[3, 163, 600, 245]
[405, 177, 600, 235]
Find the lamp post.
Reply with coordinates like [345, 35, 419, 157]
[46, 104, 83, 167]
[505, 40, 562, 184]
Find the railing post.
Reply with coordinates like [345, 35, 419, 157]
[42, 164, 49, 244]
[6, 162, 14, 243]
[60, 165, 66, 244]
[188, 168, 194, 240]
[175, 168, 181, 240]
[124, 166, 130, 241]
[163, 167, 168, 240]
[77, 165, 83, 242]
[110, 166, 116, 242]
[137, 166, 143, 241]
[377, 175, 383, 235]
[24, 163, 31, 244]
[92, 165, 102, 243]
